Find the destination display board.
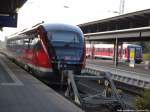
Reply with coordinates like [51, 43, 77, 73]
[0, 13, 17, 27]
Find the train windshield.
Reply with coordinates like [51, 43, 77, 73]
[136, 47, 142, 52]
[47, 31, 80, 44]
[47, 31, 83, 62]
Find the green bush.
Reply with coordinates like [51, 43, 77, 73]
[143, 53, 150, 60]
[134, 89, 150, 110]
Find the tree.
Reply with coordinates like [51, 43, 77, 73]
[134, 89, 150, 110]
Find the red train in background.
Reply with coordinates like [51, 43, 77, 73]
[86, 43, 142, 63]
[6, 23, 86, 83]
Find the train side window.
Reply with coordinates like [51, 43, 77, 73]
[28, 38, 33, 48]
[23, 38, 30, 48]
[110, 48, 113, 53]
[36, 41, 42, 50]
[108, 48, 110, 53]
[95, 48, 98, 52]
[26, 32, 39, 49]
[96, 48, 100, 52]
[100, 48, 102, 52]
[104, 48, 106, 52]
[17, 39, 23, 45]
[18, 39, 24, 49]
[30, 37, 39, 49]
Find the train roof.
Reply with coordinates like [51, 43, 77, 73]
[123, 44, 141, 48]
[94, 44, 114, 48]
[86, 43, 142, 48]
[42, 23, 83, 35]
[7, 23, 84, 41]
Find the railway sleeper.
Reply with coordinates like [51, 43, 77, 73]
[64, 70, 127, 112]
[85, 68, 150, 89]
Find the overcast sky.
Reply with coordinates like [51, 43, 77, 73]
[1, 0, 150, 40]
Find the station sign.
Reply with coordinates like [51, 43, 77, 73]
[0, 13, 17, 27]
[129, 48, 135, 67]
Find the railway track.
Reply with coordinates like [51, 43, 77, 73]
[42, 71, 137, 112]
[2, 51, 141, 112]
[5, 61, 139, 112]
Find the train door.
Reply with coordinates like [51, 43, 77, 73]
[122, 46, 129, 62]
[135, 47, 142, 58]
[135, 47, 142, 63]
[118, 44, 123, 60]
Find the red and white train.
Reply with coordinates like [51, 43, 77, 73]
[6, 23, 86, 83]
[86, 43, 142, 63]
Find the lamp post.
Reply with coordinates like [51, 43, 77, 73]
[108, 0, 125, 15]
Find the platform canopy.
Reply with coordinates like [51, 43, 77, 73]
[0, 0, 27, 27]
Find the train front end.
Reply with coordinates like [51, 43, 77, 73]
[44, 24, 85, 76]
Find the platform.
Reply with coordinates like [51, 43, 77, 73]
[0, 54, 83, 112]
[87, 59, 150, 89]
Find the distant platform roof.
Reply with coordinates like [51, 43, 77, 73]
[78, 9, 150, 34]
[0, 0, 27, 14]
[79, 9, 150, 27]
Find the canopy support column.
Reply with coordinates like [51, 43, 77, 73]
[114, 38, 119, 67]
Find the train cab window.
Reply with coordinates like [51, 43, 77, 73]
[47, 31, 80, 43]
[136, 47, 142, 55]
[136, 47, 141, 52]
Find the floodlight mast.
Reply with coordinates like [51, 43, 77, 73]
[119, 0, 125, 14]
